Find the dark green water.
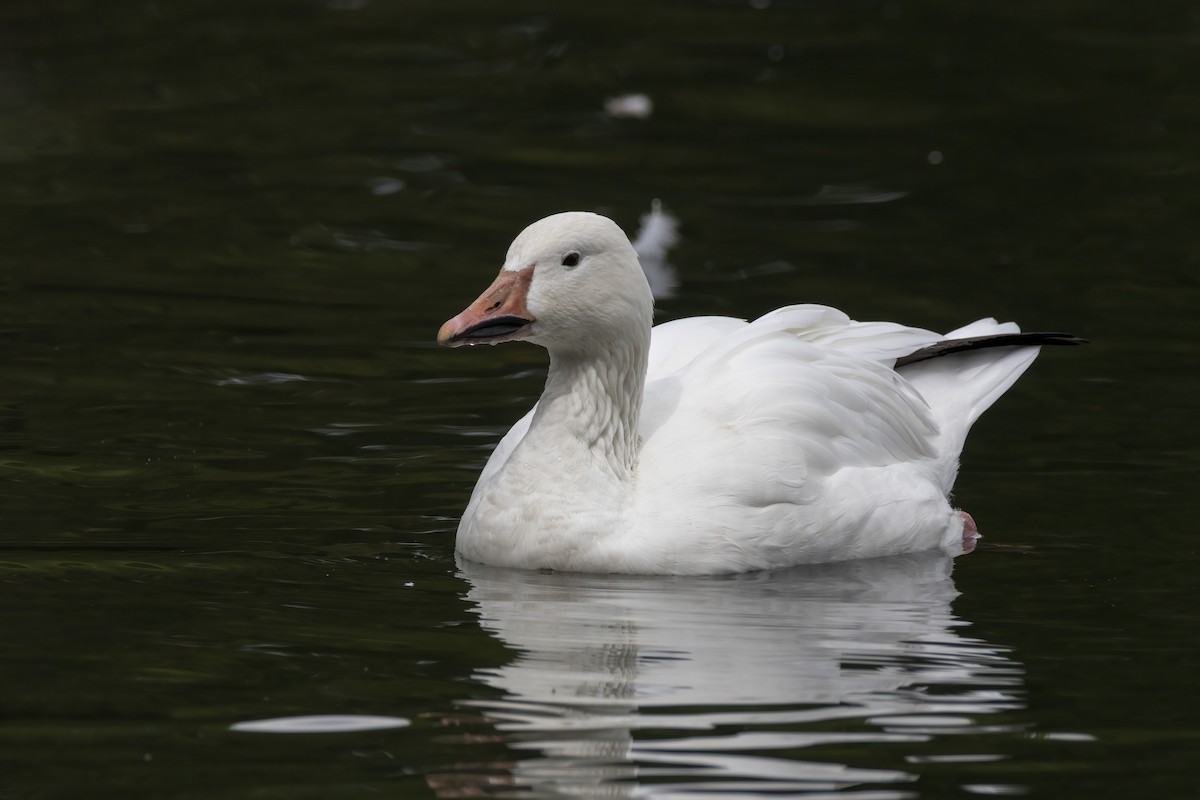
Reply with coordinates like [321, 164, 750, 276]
[2, 1, 1197, 797]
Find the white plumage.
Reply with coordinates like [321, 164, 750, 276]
[438, 211, 1053, 575]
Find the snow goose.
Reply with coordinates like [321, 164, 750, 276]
[438, 212, 1080, 574]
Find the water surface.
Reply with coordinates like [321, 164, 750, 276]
[1, 1, 1197, 797]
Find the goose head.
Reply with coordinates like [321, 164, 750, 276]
[437, 212, 654, 355]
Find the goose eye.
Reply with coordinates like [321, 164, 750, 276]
[562, 251, 581, 268]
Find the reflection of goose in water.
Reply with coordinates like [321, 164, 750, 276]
[444, 553, 1024, 797]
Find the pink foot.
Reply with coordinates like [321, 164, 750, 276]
[958, 510, 980, 555]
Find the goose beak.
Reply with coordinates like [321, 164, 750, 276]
[437, 267, 536, 347]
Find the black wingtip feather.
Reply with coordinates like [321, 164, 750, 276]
[894, 332, 1087, 369]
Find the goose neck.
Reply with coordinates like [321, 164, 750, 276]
[532, 335, 648, 478]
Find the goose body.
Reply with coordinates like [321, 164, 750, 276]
[439, 212, 1074, 575]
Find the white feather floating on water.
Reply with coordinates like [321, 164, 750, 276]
[604, 93, 653, 119]
[631, 199, 679, 300]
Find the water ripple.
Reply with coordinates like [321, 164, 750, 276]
[231, 714, 410, 734]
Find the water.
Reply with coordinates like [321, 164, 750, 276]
[2, 0, 1198, 797]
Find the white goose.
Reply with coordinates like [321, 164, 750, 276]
[438, 212, 1078, 575]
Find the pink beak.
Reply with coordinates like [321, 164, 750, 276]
[437, 267, 535, 347]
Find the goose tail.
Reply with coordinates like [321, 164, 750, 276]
[896, 323, 1085, 492]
